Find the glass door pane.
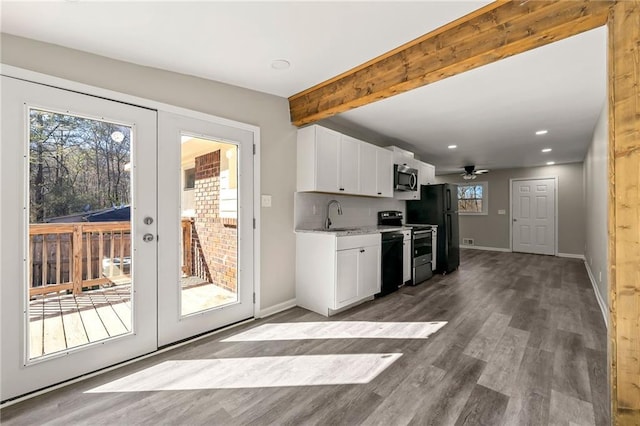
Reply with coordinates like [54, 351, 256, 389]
[180, 135, 238, 316]
[28, 108, 134, 359]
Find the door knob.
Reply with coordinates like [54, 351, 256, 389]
[513, 218, 517, 222]
[143, 233, 154, 242]
[143, 217, 154, 225]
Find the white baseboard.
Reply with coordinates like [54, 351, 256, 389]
[460, 245, 511, 252]
[257, 298, 297, 319]
[584, 261, 608, 329]
[557, 252, 586, 260]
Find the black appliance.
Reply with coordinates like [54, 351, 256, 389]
[407, 184, 460, 274]
[380, 232, 404, 296]
[411, 226, 434, 284]
[377, 211, 405, 295]
[394, 164, 418, 192]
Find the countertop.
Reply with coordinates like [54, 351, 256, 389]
[295, 225, 413, 236]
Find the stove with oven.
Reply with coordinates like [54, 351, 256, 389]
[378, 211, 436, 286]
[407, 224, 436, 285]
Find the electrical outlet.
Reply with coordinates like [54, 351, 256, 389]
[498, 209, 506, 215]
[261, 194, 272, 208]
[312, 204, 317, 215]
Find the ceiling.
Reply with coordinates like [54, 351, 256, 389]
[1, 1, 606, 175]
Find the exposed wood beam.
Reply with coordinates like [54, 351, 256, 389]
[608, 1, 640, 424]
[288, 0, 611, 127]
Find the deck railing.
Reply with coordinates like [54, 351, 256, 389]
[29, 221, 131, 297]
[181, 218, 211, 283]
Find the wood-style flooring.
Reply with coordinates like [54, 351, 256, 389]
[1, 250, 608, 425]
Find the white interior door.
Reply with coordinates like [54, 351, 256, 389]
[157, 111, 254, 347]
[511, 178, 556, 255]
[0, 76, 157, 401]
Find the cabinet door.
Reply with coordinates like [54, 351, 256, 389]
[339, 135, 360, 194]
[336, 249, 359, 308]
[358, 245, 380, 297]
[376, 148, 393, 197]
[418, 161, 435, 186]
[359, 142, 377, 196]
[315, 126, 340, 192]
[403, 239, 412, 283]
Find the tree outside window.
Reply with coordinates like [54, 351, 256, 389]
[458, 182, 488, 215]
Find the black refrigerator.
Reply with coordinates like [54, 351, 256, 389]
[407, 184, 460, 274]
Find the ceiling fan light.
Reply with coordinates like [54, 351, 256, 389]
[463, 174, 476, 180]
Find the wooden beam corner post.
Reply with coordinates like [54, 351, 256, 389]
[608, 0, 640, 424]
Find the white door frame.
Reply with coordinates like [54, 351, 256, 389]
[509, 176, 558, 256]
[0, 64, 262, 317]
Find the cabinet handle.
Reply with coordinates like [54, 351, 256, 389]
[377, 192, 382, 195]
[339, 188, 345, 191]
[360, 249, 365, 253]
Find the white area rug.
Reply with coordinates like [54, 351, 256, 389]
[221, 321, 447, 342]
[86, 354, 402, 392]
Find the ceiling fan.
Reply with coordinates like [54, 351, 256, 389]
[461, 165, 489, 180]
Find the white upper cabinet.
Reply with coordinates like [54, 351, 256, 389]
[339, 135, 360, 194]
[418, 161, 436, 186]
[376, 148, 393, 197]
[358, 141, 378, 196]
[297, 125, 393, 197]
[298, 125, 340, 192]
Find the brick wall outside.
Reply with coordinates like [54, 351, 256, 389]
[193, 150, 237, 293]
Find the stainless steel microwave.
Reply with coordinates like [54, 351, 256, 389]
[394, 164, 418, 191]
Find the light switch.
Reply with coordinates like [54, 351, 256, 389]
[498, 209, 506, 215]
[261, 194, 272, 208]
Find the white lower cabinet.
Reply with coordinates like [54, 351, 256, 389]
[402, 230, 412, 284]
[296, 232, 381, 316]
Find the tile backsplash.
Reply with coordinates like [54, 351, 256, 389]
[294, 192, 406, 230]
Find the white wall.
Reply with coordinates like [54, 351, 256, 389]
[584, 103, 608, 310]
[0, 33, 297, 310]
[295, 193, 405, 230]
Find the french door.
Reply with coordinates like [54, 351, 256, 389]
[1, 76, 158, 401]
[1, 76, 255, 401]
[157, 111, 254, 346]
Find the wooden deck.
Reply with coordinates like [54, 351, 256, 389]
[29, 279, 236, 359]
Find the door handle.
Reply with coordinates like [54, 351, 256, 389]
[143, 233, 154, 242]
[513, 218, 517, 222]
[143, 217, 154, 225]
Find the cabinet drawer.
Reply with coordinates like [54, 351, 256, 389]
[337, 234, 380, 251]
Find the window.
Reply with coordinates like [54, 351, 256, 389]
[458, 182, 488, 215]
[184, 168, 195, 190]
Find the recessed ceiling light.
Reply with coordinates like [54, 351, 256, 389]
[546, 161, 555, 165]
[447, 145, 457, 149]
[271, 59, 291, 70]
[541, 148, 552, 153]
[536, 130, 548, 135]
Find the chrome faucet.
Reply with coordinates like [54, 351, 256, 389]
[325, 199, 343, 229]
